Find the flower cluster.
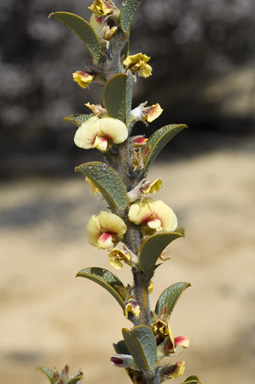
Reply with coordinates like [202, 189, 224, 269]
[45, 1, 195, 384]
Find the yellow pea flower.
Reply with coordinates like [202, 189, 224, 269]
[88, 0, 115, 17]
[87, 211, 127, 250]
[123, 53, 152, 78]
[74, 116, 128, 152]
[128, 198, 178, 233]
[72, 70, 95, 89]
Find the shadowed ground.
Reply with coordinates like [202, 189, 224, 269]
[0, 146, 254, 384]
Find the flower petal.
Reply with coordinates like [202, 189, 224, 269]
[128, 197, 154, 225]
[153, 200, 178, 232]
[100, 117, 128, 144]
[74, 116, 100, 149]
[98, 211, 127, 235]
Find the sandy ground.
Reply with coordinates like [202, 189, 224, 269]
[0, 147, 254, 384]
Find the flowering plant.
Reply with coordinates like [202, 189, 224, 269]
[37, 1, 201, 384]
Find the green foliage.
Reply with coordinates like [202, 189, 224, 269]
[104, 73, 133, 125]
[36, 367, 56, 383]
[155, 282, 191, 317]
[48, 12, 101, 60]
[77, 267, 128, 310]
[143, 124, 188, 176]
[138, 228, 185, 275]
[75, 161, 128, 212]
[122, 326, 157, 371]
[120, 0, 144, 33]
[64, 114, 92, 127]
[183, 376, 201, 384]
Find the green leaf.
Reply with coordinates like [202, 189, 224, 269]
[121, 40, 130, 60]
[113, 339, 130, 355]
[48, 12, 101, 60]
[138, 228, 185, 276]
[75, 161, 128, 212]
[36, 367, 55, 383]
[120, 0, 144, 33]
[122, 325, 157, 371]
[77, 267, 128, 310]
[104, 73, 133, 125]
[66, 377, 83, 384]
[183, 375, 201, 384]
[155, 282, 191, 317]
[64, 114, 92, 127]
[143, 124, 187, 176]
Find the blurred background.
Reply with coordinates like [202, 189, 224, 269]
[0, 0, 254, 383]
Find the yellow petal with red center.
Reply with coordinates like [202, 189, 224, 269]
[153, 200, 178, 232]
[144, 103, 163, 122]
[98, 211, 127, 235]
[72, 70, 94, 89]
[98, 232, 114, 249]
[100, 117, 128, 144]
[94, 135, 108, 152]
[128, 197, 154, 225]
[87, 212, 126, 250]
[147, 217, 162, 230]
[74, 116, 100, 149]
[88, 0, 114, 17]
[174, 336, 190, 349]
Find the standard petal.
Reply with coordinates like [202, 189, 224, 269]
[153, 200, 178, 232]
[74, 116, 100, 149]
[98, 211, 127, 235]
[100, 117, 128, 144]
[128, 197, 154, 225]
[87, 215, 101, 246]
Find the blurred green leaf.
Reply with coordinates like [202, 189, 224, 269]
[49, 12, 101, 60]
[66, 377, 83, 384]
[155, 282, 191, 317]
[122, 325, 157, 371]
[77, 267, 128, 310]
[121, 40, 130, 60]
[138, 228, 185, 276]
[143, 124, 187, 176]
[183, 375, 201, 384]
[104, 73, 133, 125]
[36, 367, 55, 383]
[64, 114, 91, 127]
[120, 0, 144, 33]
[75, 161, 128, 212]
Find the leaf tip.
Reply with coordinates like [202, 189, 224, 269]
[48, 12, 56, 19]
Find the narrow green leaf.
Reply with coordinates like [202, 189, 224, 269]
[75, 161, 128, 212]
[66, 377, 83, 384]
[155, 282, 191, 317]
[64, 114, 92, 127]
[183, 375, 201, 384]
[77, 267, 128, 310]
[120, 0, 144, 33]
[36, 367, 55, 383]
[49, 12, 101, 60]
[104, 73, 133, 124]
[122, 326, 157, 371]
[143, 124, 187, 176]
[138, 228, 185, 276]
